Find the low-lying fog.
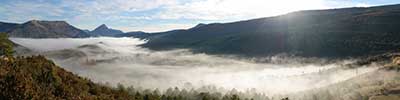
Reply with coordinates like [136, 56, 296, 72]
[11, 37, 380, 95]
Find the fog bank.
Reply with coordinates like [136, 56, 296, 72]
[11, 37, 380, 95]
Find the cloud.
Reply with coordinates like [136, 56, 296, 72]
[116, 23, 195, 32]
[0, 0, 383, 32]
[0, 0, 67, 22]
[154, 0, 329, 20]
[355, 3, 373, 7]
[104, 16, 153, 21]
[10, 37, 381, 94]
[63, 0, 177, 15]
[153, 0, 382, 20]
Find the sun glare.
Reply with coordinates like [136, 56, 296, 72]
[212, 0, 328, 18]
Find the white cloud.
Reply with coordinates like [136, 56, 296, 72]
[154, 0, 379, 20]
[0, 1, 66, 22]
[60, 0, 180, 31]
[116, 23, 195, 32]
[355, 3, 373, 7]
[11, 37, 380, 94]
[0, 0, 380, 32]
[104, 16, 153, 21]
[155, 0, 329, 20]
[63, 0, 178, 15]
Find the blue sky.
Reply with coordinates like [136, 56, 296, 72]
[1, 0, 399, 32]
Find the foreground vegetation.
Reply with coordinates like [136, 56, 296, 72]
[0, 33, 265, 100]
[0, 33, 13, 56]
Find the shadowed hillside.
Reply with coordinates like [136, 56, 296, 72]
[142, 4, 400, 58]
[0, 22, 19, 33]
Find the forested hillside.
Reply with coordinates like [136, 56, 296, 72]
[142, 4, 400, 58]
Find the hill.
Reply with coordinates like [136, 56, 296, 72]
[7, 20, 89, 38]
[142, 4, 400, 58]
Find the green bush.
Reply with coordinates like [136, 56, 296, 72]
[0, 33, 13, 56]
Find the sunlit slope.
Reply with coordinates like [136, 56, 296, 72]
[285, 63, 400, 100]
[143, 4, 400, 58]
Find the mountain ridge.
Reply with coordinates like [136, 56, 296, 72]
[6, 20, 90, 38]
[0, 22, 19, 33]
[141, 4, 400, 58]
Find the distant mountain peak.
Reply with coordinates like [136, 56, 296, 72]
[25, 20, 40, 25]
[98, 24, 108, 29]
[129, 31, 145, 33]
[27, 19, 41, 22]
[192, 23, 207, 29]
[28, 20, 38, 22]
[90, 24, 124, 37]
[26, 20, 67, 23]
[8, 20, 89, 38]
[94, 24, 113, 31]
[196, 23, 206, 26]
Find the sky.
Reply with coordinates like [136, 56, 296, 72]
[1, 0, 399, 32]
